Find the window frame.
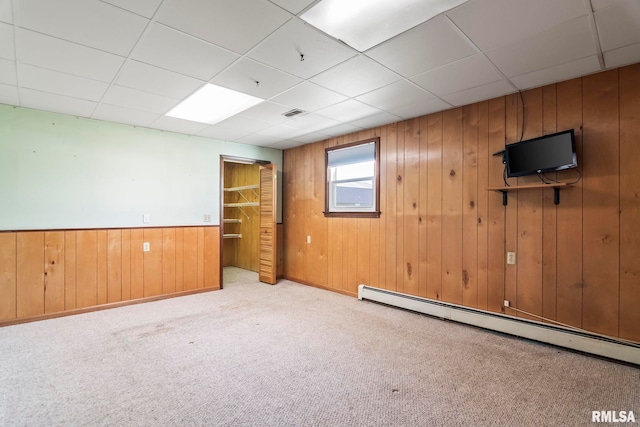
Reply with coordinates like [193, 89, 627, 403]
[323, 137, 381, 218]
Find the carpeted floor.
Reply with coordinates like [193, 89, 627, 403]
[0, 267, 638, 426]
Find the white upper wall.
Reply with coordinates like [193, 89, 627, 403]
[0, 104, 283, 230]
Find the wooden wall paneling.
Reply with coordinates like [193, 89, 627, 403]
[302, 145, 313, 283]
[76, 230, 98, 309]
[174, 228, 184, 291]
[555, 77, 583, 328]
[368, 129, 381, 289]
[143, 228, 163, 296]
[204, 227, 219, 288]
[64, 231, 77, 310]
[282, 149, 295, 279]
[441, 108, 464, 304]
[312, 140, 328, 287]
[276, 223, 284, 278]
[426, 113, 442, 300]
[290, 147, 303, 281]
[503, 95, 519, 315]
[162, 228, 176, 294]
[487, 98, 506, 313]
[395, 122, 405, 294]
[107, 229, 122, 304]
[130, 229, 144, 299]
[476, 101, 490, 310]
[418, 117, 429, 298]
[121, 229, 131, 300]
[17, 232, 45, 317]
[515, 88, 544, 320]
[542, 84, 558, 322]
[377, 128, 387, 291]
[44, 231, 65, 313]
[0, 233, 17, 320]
[344, 217, 358, 293]
[96, 230, 107, 305]
[618, 63, 640, 342]
[403, 118, 420, 296]
[462, 104, 479, 308]
[385, 123, 398, 292]
[581, 70, 620, 336]
[196, 227, 205, 288]
[356, 218, 370, 290]
[183, 227, 198, 290]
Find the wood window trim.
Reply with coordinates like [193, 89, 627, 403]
[323, 137, 381, 219]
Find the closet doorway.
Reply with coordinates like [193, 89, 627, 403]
[220, 156, 277, 288]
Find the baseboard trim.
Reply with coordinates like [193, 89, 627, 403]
[0, 287, 221, 328]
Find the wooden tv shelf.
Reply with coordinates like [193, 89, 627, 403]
[487, 182, 571, 206]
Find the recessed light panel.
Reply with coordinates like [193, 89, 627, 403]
[301, 0, 469, 52]
[166, 84, 263, 124]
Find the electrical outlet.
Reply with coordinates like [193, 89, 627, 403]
[504, 300, 510, 307]
[203, 214, 212, 222]
[306, 235, 311, 244]
[143, 242, 150, 252]
[143, 214, 150, 224]
[507, 252, 516, 265]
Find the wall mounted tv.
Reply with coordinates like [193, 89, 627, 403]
[505, 129, 577, 178]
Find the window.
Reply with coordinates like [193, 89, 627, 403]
[324, 138, 381, 218]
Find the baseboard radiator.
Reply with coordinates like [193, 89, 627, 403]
[358, 285, 640, 366]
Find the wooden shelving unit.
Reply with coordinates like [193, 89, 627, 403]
[223, 184, 259, 236]
[487, 182, 570, 206]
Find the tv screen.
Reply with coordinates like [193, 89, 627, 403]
[505, 129, 577, 178]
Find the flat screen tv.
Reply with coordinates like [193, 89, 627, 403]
[505, 129, 577, 178]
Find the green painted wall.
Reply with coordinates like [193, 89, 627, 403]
[0, 105, 282, 230]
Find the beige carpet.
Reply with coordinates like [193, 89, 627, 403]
[0, 267, 637, 426]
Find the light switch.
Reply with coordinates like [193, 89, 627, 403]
[143, 214, 150, 224]
[143, 242, 150, 252]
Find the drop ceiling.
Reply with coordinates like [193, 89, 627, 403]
[1, 0, 639, 150]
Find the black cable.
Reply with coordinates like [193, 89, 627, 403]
[519, 90, 525, 142]
[503, 165, 510, 187]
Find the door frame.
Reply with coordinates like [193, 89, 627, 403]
[219, 155, 270, 288]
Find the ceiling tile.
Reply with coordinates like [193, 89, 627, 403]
[267, 139, 305, 149]
[20, 88, 97, 117]
[603, 42, 640, 69]
[510, 55, 601, 90]
[0, 83, 19, 105]
[132, 23, 239, 81]
[391, 97, 454, 120]
[0, 58, 16, 85]
[92, 103, 159, 127]
[447, 0, 587, 51]
[316, 99, 384, 123]
[268, 0, 316, 15]
[350, 111, 402, 130]
[411, 54, 502, 96]
[290, 131, 330, 144]
[239, 101, 292, 124]
[102, 85, 178, 114]
[16, 29, 125, 83]
[0, 22, 14, 60]
[441, 79, 514, 106]
[197, 125, 253, 141]
[0, 1, 12, 24]
[310, 55, 401, 97]
[158, 0, 291, 54]
[365, 17, 476, 78]
[116, 60, 203, 99]
[100, 0, 162, 18]
[280, 113, 343, 133]
[16, 0, 149, 56]
[320, 122, 365, 137]
[19, 64, 109, 102]
[210, 58, 302, 99]
[149, 116, 210, 135]
[258, 122, 308, 138]
[235, 133, 281, 146]
[356, 80, 437, 112]
[485, 16, 596, 78]
[215, 114, 276, 133]
[595, 0, 640, 51]
[248, 18, 357, 79]
[270, 82, 347, 112]
[591, 0, 627, 12]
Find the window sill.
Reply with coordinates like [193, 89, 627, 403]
[323, 211, 381, 218]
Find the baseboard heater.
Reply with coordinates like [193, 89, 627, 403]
[358, 285, 640, 366]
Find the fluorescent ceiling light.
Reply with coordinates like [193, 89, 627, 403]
[166, 84, 263, 125]
[301, 0, 469, 52]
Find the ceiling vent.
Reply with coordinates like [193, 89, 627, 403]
[282, 108, 307, 118]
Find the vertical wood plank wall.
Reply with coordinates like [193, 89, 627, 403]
[0, 226, 220, 323]
[282, 64, 640, 342]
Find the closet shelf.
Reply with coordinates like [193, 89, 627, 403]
[224, 184, 259, 192]
[224, 202, 259, 207]
[223, 234, 242, 239]
[223, 218, 242, 223]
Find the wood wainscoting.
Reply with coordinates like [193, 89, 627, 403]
[0, 226, 220, 324]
